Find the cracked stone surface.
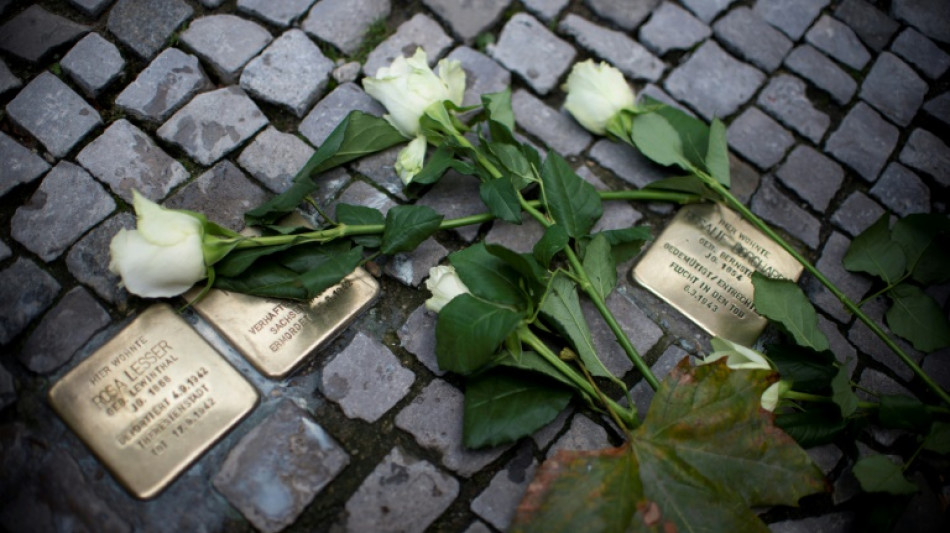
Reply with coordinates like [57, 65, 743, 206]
[6, 72, 102, 158]
[115, 48, 213, 123]
[490, 13, 576, 95]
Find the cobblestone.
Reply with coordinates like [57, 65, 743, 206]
[0, 364, 13, 410]
[302, 0, 391, 57]
[925, 92, 950, 125]
[164, 160, 268, 231]
[831, 191, 885, 237]
[237, 0, 315, 27]
[582, 290, 663, 378]
[299, 82, 384, 147]
[416, 171, 484, 242]
[471, 446, 536, 531]
[727, 107, 794, 170]
[805, 232, 872, 323]
[107, 0, 193, 60]
[678, 0, 736, 24]
[892, 28, 950, 80]
[770, 512, 855, 533]
[776, 145, 843, 212]
[546, 414, 612, 458]
[364, 13, 453, 77]
[60, 33, 125, 98]
[664, 41, 765, 120]
[870, 163, 930, 216]
[65, 212, 134, 307]
[892, 0, 950, 45]
[0, 5, 89, 63]
[240, 29, 334, 117]
[350, 146, 405, 200]
[68, 0, 113, 17]
[238, 126, 315, 194]
[784, 45, 857, 106]
[757, 74, 830, 144]
[332, 181, 395, 218]
[899, 128, 950, 187]
[398, 305, 443, 375]
[818, 314, 857, 375]
[0, 59, 19, 95]
[638, 2, 710, 55]
[825, 102, 898, 182]
[584, 0, 657, 30]
[559, 14, 664, 82]
[446, 46, 511, 108]
[512, 89, 591, 156]
[631, 345, 686, 419]
[713, 7, 792, 73]
[833, 0, 899, 52]
[588, 139, 667, 189]
[490, 13, 575, 95]
[0, 258, 61, 345]
[750, 175, 821, 249]
[522, 0, 568, 21]
[849, 297, 923, 381]
[422, 0, 509, 42]
[17, 287, 109, 374]
[0, 132, 49, 197]
[860, 52, 927, 127]
[385, 237, 448, 287]
[754, 0, 828, 40]
[115, 48, 213, 124]
[180, 15, 272, 83]
[484, 217, 547, 254]
[805, 14, 871, 70]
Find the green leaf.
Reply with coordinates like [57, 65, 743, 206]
[336, 203, 384, 248]
[775, 408, 850, 448]
[214, 242, 294, 277]
[534, 224, 569, 267]
[885, 283, 950, 352]
[753, 273, 830, 352]
[540, 151, 602, 239]
[877, 394, 933, 433]
[831, 363, 859, 418]
[435, 294, 523, 375]
[539, 275, 614, 379]
[482, 88, 515, 132]
[842, 215, 906, 285]
[581, 234, 617, 301]
[765, 344, 837, 393]
[705, 118, 730, 187]
[380, 205, 443, 254]
[463, 370, 573, 448]
[892, 214, 950, 284]
[923, 422, 950, 453]
[630, 111, 687, 169]
[853, 455, 917, 495]
[497, 350, 575, 388]
[479, 176, 523, 224]
[409, 145, 454, 185]
[490, 142, 532, 183]
[598, 226, 652, 264]
[450, 242, 527, 309]
[644, 175, 718, 201]
[485, 244, 548, 301]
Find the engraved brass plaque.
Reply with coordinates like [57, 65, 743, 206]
[633, 203, 803, 345]
[188, 268, 380, 378]
[48, 304, 258, 499]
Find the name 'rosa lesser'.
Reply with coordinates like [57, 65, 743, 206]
[424, 265, 471, 313]
[562, 59, 635, 135]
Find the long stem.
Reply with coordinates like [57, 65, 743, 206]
[784, 390, 950, 415]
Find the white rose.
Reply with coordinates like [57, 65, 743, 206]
[395, 135, 427, 185]
[425, 265, 471, 312]
[562, 60, 635, 135]
[701, 337, 787, 411]
[109, 191, 207, 298]
[363, 47, 466, 138]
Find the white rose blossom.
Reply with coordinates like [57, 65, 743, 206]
[424, 265, 471, 312]
[395, 135, 428, 185]
[562, 59, 635, 135]
[109, 191, 208, 298]
[701, 338, 789, 412]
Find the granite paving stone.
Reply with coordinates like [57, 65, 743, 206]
[639, 2, 711, 55]
[757, 74, 830, 144]
[754, 0, 829, 40]
[351, 146, 406, 200]
[776, 145, 843, 211]
[678, 0, 737, 24]
[17, 287, 109, 374]
[333, 62, 362, 84]
[416, 171, 484, 242]
[0, 5, 89, 63]
[805, 14, 871, 70]
[331, 180, 395, 219]
[805, 231, 873, 323]
[0, 364, 14, 410]
[485, 217, 547, 254]
[664, 41, 765, 121]
[584, 0, 657, 30]
[68, 0, 114, 17]
[831, 192, 885, 237]
[446, 46, 511, 108]
[115, 48, 213, 124]
[490, 13, 576, 95]
[157, 86, 269, 166]
[385, 237, 449, 287]
[302, 0, 391, 56]
[77, 119, 188, 203]
[0, 258, 61, 345]
[60, 33, 125, 98]
[818, 314, 858, 375]
[199, 0, 225, 6]
[892, 0, 950, 44]
[299, 82, 384, 147]
[892, 28, 950, 79]
[395, 379, 509, 476]
[750, 175, 821, 249]
[727, 107, 794, 170]
[923, 351, 950, 390]
[237, 0, 316, 27]
[240, 29, 334, 117]
[11, 162, 115, 262]
[364, 13, 453, 77]
[834, 0, 899, 52]
[0, 241, 9, 261]
[848, 297, 923, 381]
[180, 15, 272, 84]
[343, 447, 458, 533]
[164, 161, 268, 231]
[0, 131, 50, 198]
[471, 446, 537, 531]
[546, 414, 612, 459]
[6, 72, 102, 159]
[214, 401, 349, 533]
[784, 45, 857, 106]
[66, 212, 134, 307]
[591, 194, 644, 234]
[770, 513, 856, 533]
[237, 126, 315, 194]
[825, 102, 898, 182]
[522, 0, 568, 21]
[923, 92, 950, 126]
[560, 14, 664, 82]
[0, 59, 20, 95]
[107, 0, 193, 60]
[422, 0, 509, 42]
[398, 305, 443, 375]
[860, 52, 927, 127]
[728, 154, 762, 205]
[899, 128, 950, 187]
[589, 139, 666, 189]
[870, 163, 930, 216]
[631, 345, 687, 418]
[582, 290, 663, 378]
[713, 7, 793, 73]
[512, 89, 591, 156]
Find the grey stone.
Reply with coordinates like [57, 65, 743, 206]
[0, 364, 13, 409]
[754, 0, 829, 40]
[164, 161, 268, 232]
[857, 368, 912, 402]
[485, 218, 547, 254]
[115, 48, 213, 124]
[638, 2, 711, 55]
[490, 13, 576, 95]
[416, 171, 485, 243]
[860, 52, 927, 127]
[395, 379, 508, 475]
[776, 145, 843, 211]
[582, 289, 663, 378]
[66, 213, 134, 307]
[818, 314, 858, 375]
[11, 162, 115, 262]
[0, 59, 20, 95]
[750, 176, 821, 249]
[769, 512, 855, 533]
[364, 13, 453, 77]
[532, 408, 572, 450]
[344, 447, 458, 533]
[0, 241, 9, 261]
[351, 146, 405, 200]
[299, 82, 384, 147]
[107, 0, 193, 60]
[560, 14, 664, 82]
[398, 305, 443, 375]
[422, 0, 509, 41]
[805, 232, 873, 323]
[214, 401, 349, 533]
[631, 345, 687, 419]
[679, 0, 737, 23]
[77, 119, 188, 203]
[306, 168, 351, 216]
[68, 0, 114, 17]
[923, 350, 950, 390]
[237, 0, 316, 27]
[892, 28, 950, 79]
[61, 33, 125, 97]
[6, 72, 102, 159]
[158, 86, 269, 166]
[831, 192, 885, 237]
[834, 0, 900, 52]
[522, 0, 569, 21]
[664, 41, 765, 121]
[848, 297, 923, 381]
[805, 14, 871, 70]
[591, 191, 644, 234]
[18, 287, 109, 374]
[727, 107, 794, 170]
[757, 74, 830, 144]
[0, 259, 60, 345]
[784, 45, 857, 106]
[546, 414, 612, 459]
[584, 0, 657, 30]
[321, 332, 415, 422]
[240, 29, 334, 117]
[713, 7, 793, 72]
[385, 237, 448, 287]
[0, 5, 89, 63]
[512, 89, 591, 156]
[446, 46, 511, 108]
[924, 92, 950, 126]
[589, 139, 666, 189]
[181, 15, 272, 83]
[331, 181, 395, 219]
[0, 132, 50, 198]
[870, 163, 930, 216]
[199, 0, 225, 6]
[302, 0, 391, 56]
[238, 126, 315, 194]
[729, 154, 762, 205]
[900, 128, 950, 187]
[825, 102, 898, 182]
[892, 0, 950, 44]
[471, 446, 537, 531]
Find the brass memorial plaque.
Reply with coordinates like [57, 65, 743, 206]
[187, 268, 380, 378]
[48, 304, 258, 499]
[633, 203, 803, 345]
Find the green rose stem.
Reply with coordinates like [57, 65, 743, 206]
[783, 390, 950, 415]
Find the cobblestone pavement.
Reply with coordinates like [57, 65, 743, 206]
[1, 0, 949, 532]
